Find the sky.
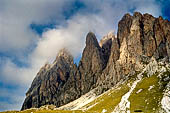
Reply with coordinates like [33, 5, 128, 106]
[0, 0, 170, 111]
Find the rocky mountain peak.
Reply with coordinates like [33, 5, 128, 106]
[80, 32, 106, 73]
[21, 47, 77, 110]
[117, 13, 133, 46]
[99, 32, 115, 64]
[133, 12, 143, 18]
[78, 32, 107, 94]
[57, 48, 72, 59]
[55, 48, 74, 65]
[85, 32, 100, 48]
[22, 12, 170, 111]
[99, 32, 114, 47]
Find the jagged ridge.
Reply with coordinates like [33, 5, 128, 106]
[21, 12, 170, 111]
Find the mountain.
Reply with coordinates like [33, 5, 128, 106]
[58, 58, 170, 113]
[21, 48, 80, 109]
[19, 12, 170, 112]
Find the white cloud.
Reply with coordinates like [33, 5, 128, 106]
[0, 13, 115, 86]
[0, 58, 36, 86]
[0, 87, 25, 111]
[0, 0, 163, 111]
[0, 0, 75, 52]
[130, 0, 161, 17]
[34, 14, 115, 59]
[0, 0, 162, 53]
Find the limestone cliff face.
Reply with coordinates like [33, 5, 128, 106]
[117, 12, 170, 71]
[22, 12, 170, 110]
[96, 12, 170, 93]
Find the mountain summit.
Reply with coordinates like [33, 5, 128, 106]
[21, 12, 170, 112]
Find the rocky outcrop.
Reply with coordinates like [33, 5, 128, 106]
[117, 12, 170, 70]
[22, 12, 170, 110]
[22, 33, 109, 110]
[99, 32, 114, 63]
[21, 49, 80, 110]
[96, 12, 170, 93]
[96, 35, 120, 93]
[78, 32, 106, 94]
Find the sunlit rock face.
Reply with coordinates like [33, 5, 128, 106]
[117, 12, 170, 74]
[96, 12, 170, 94]
[22, 12, 170, 110]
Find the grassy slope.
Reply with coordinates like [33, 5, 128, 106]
[83, 71, 168, 113]
[1, 71, 169, 113]
[82, 80, 131, 113]
[129, 74, 163, 113]
[129, 70, 169, 113]
[0, 110, 84, 113]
